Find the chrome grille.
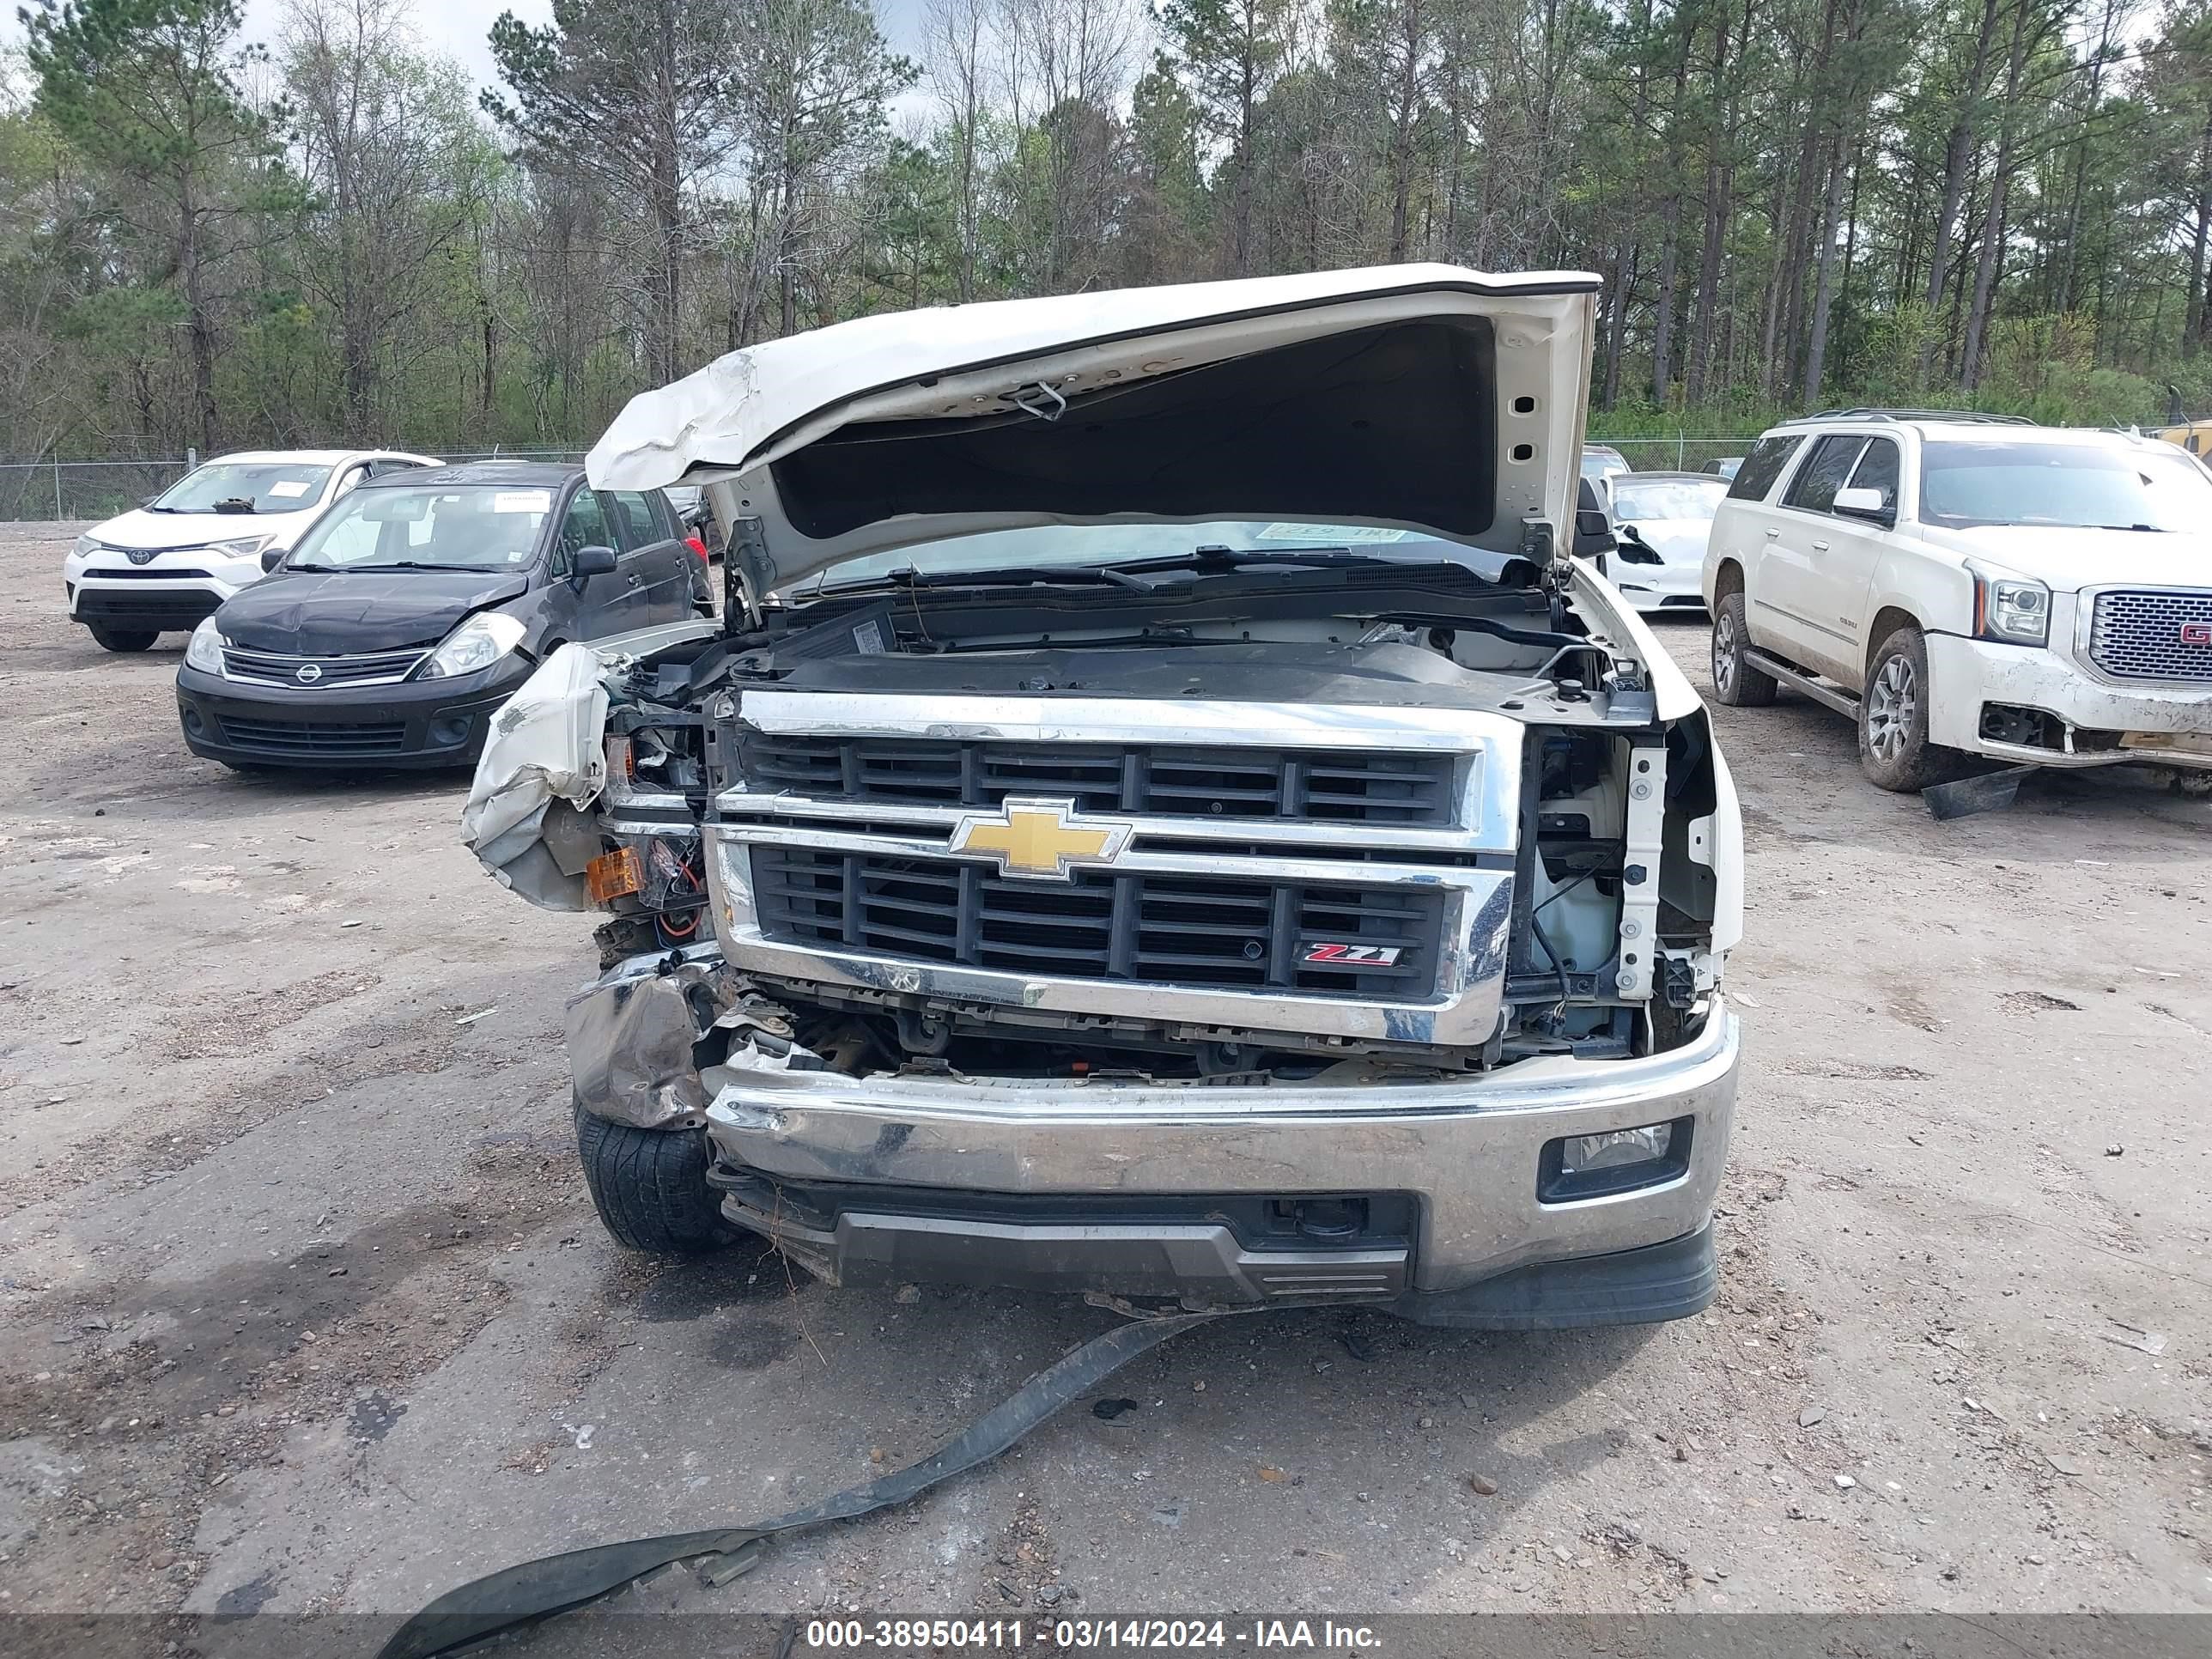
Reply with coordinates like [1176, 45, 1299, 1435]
[743, 735, 1459, 827]
[221, 646, 429, 686]
[750, 847, 1444, 999]
[709, 690, 1521, 1048]
[2087, 589, 2212, 683]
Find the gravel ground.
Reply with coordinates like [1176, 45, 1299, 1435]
[1, 520, 2207, 1637]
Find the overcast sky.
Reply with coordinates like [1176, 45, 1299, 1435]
[4, 1, 929, 101]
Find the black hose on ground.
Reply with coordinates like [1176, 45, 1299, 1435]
[375, 1310, 1225, 1659]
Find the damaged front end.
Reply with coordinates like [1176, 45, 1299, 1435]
[468, 266, 1743, 1323]
[469, 554, 1742, 1320]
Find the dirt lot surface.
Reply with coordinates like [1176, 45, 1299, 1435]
[2, 520, 2208, 1638]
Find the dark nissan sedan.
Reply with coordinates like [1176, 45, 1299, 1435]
[176, 462, 705, 770]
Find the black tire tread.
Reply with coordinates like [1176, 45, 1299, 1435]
[1856, 625, 1967, 793]
[574, 1095, 732, 1256]
[1711, 592, 1778, 707]
[88, 623, 159, 653]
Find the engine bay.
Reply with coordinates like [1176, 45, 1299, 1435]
[574, 552, 1729, 1088]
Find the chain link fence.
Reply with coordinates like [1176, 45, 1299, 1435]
[0, 446, 592, 522]
[0, 458, 195, 522]
[1585, 435, 1758, 475]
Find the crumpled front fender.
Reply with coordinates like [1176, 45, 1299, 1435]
[568, 948, 795, 1130]
[460, 643, 611, 909]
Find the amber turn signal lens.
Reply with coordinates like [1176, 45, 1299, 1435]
[584, 846, 642, 905]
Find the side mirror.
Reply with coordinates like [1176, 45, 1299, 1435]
[259, 547, 284, 573]
[1571, 507, 1617, 560]
[1832, 486, 1892, 524]
[571, 544, 619, 581]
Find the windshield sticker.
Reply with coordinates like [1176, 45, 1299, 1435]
[267, 480, 312, 499]
[1255, 522, 1409, 543]
[493, 490, 552, 514]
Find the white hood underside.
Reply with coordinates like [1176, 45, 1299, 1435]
[587, 264, 1601, 594]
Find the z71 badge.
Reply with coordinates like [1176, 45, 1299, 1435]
[1300, 942, 1403, 965]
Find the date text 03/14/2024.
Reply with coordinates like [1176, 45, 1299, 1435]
[801, 1620, 1382, 1650]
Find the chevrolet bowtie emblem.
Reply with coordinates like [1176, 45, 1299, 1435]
[948, 798, 1134, 880]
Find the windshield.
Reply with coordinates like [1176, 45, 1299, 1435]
[153, 461, 331, 514]
[282, 484, 551, 572]
[1919, 441, 2212, 532]
[1610, 477, 1727, 522]
[793, 520, 1510, 596]
[1581, 449, 1627, 480]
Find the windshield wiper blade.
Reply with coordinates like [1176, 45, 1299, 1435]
[910, 563, 1161, 591]
[1115, 544, 1358, 573]
[817, 546, 1381, 599]
[370, 560, 495, 573]
[2089, 523, 2161, 532]
[817, 564, 1155, 597]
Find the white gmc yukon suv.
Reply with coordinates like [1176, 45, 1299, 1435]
[1702, 411, 2212, 793]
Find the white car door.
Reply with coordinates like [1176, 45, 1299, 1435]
[1759, 432, 1868, 681]
[1798, 435, 1902, 684]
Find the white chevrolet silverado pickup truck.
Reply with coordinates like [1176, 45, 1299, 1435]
[1704, 410, 2212, 795]
[464, 265, 1745, 1330]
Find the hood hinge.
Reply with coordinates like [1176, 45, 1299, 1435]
[1522, 511, 1570, 629]
[727, 516, 771, 630]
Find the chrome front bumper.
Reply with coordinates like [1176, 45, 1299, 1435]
[702, 1002, 1738, 1300]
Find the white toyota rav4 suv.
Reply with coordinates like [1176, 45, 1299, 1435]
[1702, 410, 2212, 792]
[64, 448, 440, 651]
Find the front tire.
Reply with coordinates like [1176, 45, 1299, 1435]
[1710, 592, 1777, 707]
[574, 1094, 733, 1256]
[88, 623, 158, 653]
[1857, 626, 1966, 793]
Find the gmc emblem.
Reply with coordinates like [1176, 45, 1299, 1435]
[2182, 623, 2212, 647]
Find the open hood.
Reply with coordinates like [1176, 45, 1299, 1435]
[586, 264, 1600, 597]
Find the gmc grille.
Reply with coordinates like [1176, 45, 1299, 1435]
[742, 736, 1458, 827]
[749, 846, 1444, 999]
[2087, 589, 2212, 683]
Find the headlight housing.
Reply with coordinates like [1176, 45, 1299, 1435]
[184, 617, 227, 674]
[420, 611, 527, 679]
[1970, 564, 2050, 647]
[71, 533, 101, 560]
[208, 534, 275, 562]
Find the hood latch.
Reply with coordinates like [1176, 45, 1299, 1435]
[1004, 380, 1069, 422]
